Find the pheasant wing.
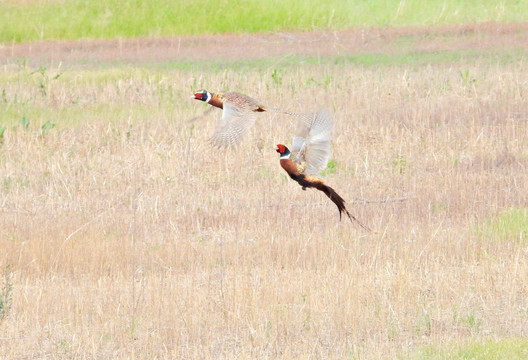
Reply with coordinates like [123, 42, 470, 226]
[291, 112, 313, 153]
[209, 102, 257, 148]
[292, 108, 333, 174]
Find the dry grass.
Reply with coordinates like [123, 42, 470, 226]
[1, 59, 528, 359]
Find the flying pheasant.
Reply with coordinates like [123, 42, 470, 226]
[276, 109, 369, 230]
[192, 89, 291, 148]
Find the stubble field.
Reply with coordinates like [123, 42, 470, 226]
[1, 24, 528, 359]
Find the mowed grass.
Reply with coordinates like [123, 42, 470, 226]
[1, 48, 528, 358]
[1, 0, 528, 42]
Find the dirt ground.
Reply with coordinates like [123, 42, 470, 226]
[1, 22, 528, 66]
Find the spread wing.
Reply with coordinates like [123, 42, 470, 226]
[292, 108, 333, 176]
[209, 101, 257, 148]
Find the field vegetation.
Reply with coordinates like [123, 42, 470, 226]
[1, 43, 528, 357]
[1, 0, 528, 42]
[1, 2, 528, 359]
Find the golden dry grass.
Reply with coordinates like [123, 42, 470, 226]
[1, 60, 528, 358]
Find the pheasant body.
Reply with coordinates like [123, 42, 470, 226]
[192, 89, 283, 148]
[276, 109, 369, 230]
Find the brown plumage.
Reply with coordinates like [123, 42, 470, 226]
[192, 89, 288, 148]
[276, 110, 369, 230]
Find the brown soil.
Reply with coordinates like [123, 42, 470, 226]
[1, 22, 528, 67]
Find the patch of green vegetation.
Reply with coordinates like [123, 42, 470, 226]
[0, 125, 6, 144]
[332, 48, 527, 67]
[271, 68, 283, 86]
[134, 47, 528, 72]
[392, 154, 408, 175]
[5, 45, 523, 76]
[0, 101, 166, 129]
[462, 311, 483, 335]
[0, 265, 13, 325]
[405, 338, 528, 360]
[20, 116, 30, 130]
[306, 75, 333, 88]
[29, 66, 63, 98]
[321, 159, 337, 177]
[40, 119, 56, 135]
[476, 208, 528, 244]
[1, 0, 527, 43]
[459, 69, 478, 87]
[2, 176, 31, 192]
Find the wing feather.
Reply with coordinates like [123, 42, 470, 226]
[209, 102, 257, 148]
[292, 108, 333, 175]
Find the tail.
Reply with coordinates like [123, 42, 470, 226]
[262, 106, 303, 117]
[316, 183, 370, 231]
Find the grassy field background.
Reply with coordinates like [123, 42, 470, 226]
[1, 1, 528, 359]
[1, 48, 528, 358]
[1, 0, 528, 42]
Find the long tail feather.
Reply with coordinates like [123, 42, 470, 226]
[316, 183, 370, 231]
[263, 106, 305, 117]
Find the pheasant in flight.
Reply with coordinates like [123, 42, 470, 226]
[192, 89, 292, 148]
[276, 109, 369, 230]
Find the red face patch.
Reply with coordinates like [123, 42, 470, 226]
[194, 92, 202, 100]
[277, 144, 285, 154]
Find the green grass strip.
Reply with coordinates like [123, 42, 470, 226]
[406, 338, 528, 360]
[476, 208, 528, 243]
[1, 0, 528, 43]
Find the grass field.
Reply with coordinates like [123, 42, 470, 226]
[1, 2, 528, 358]
[1, 0, 528, 42]
[1, 35, 528, 357]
